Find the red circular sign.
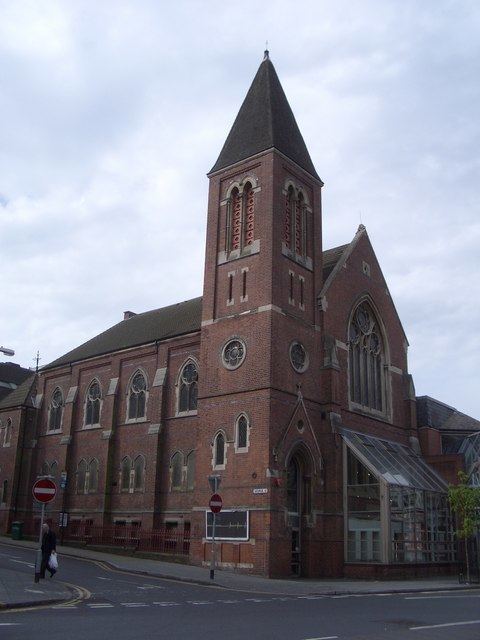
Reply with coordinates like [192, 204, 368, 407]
[32, 478, 57, 503]
[209, 493, 223, 513]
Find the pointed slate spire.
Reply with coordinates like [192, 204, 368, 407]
[210, 55, 320, 180]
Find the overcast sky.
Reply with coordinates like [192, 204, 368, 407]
[1, 0, 479, 418]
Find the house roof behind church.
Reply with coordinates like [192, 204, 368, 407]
[210, 54, 321, 181]
[0, 362, 34, 403]
[43, 297, 203, 371]
[0, 372, 36, 410]
[417, 395, 480, 432]
[322, 244, 349, 281]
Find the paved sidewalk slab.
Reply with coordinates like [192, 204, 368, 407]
[1, 536, 474, 598]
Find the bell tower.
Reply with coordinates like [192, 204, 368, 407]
[193, 52, 325, 577]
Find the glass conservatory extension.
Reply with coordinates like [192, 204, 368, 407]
[343, 430, 455, 564]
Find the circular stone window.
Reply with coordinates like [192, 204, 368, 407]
[222, 338, 246, 370]
[289, 341, 308, 373]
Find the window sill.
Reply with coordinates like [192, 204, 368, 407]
[217, 239, 261, 265]
[234, 447, 249, 454]
[82, 424, 102, 430]
[349, 402, 391, 423]
[281, 244, 313, 271]
[45, 429, 62, 436]
[2, 443, 11, 448]
[175, 410, 198, 418]
[124, 418, 148, 425]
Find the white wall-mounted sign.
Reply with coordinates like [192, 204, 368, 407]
[253, 488, 268, 494]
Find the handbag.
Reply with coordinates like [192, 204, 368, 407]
[48, 551, 59, 570]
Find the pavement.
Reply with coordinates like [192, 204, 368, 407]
[0, 535, 478, 610]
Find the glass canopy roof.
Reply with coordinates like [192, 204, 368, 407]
[459, 432, 480, 486]
[342, 429, 448, 493]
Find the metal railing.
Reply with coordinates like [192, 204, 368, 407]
[62, 523, 190, 556]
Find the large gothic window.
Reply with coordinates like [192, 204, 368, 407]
[85, 380, 101, 426]
[178, 361, 198, 413]
[48, 388, 64, 431]
[348, 302, 385, 412]
[127, 371, 147, 420]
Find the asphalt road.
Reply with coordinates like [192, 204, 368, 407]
[1, 545, 480, 640]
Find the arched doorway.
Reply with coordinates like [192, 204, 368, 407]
[286, 449, 312, 576]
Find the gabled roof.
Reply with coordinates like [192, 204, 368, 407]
[0, 372, 36, 410]
[0, 362, 34, 403]
[417, 395, 480, 431]
[43, 297, 203, 371]
[210, 53, 320, 181]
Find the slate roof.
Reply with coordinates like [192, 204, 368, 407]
[417, 395, 480, 432]
[210, 54, 320, 181]
[0, 362, 34, 403]
[43, 297, 203, 371]
[0, 372, 36, 410]
[322, 244, 349, 281]
[43, 243, 347, 372]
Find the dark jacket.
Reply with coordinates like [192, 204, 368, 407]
[41, 530, 56, 556]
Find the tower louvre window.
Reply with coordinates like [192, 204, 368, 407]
[284, 186, 294, 250]
[231, 188, 242, 250]
[243, 182, 255, 246]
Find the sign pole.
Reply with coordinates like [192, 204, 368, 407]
[34, 503, 45, 583]
[210, 511, 216, 580]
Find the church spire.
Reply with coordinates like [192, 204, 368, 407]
[210, 55, 320, 180]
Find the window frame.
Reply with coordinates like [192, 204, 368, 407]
[176, 359, 199, 416]
[126, 370, 148, 423]
[84, 379, 102, 428]
[212, 431, 227, 470]
[48, 388, 64, 432]
[234, 414, 250, 453]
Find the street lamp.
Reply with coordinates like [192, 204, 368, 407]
[0, 346, 15, 357]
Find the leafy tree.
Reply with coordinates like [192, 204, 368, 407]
[448, 471, 480, 583]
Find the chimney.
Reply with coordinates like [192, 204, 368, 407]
[123, 311, 136, 320]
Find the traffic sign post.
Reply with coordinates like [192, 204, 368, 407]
[32, 477, 57, 583]
[209, 492, 223, 580]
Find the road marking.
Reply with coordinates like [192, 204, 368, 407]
[87, 603, 114, 608]
[96, 576, 112, 581]
[52, 605, 77, 609]
[217, 599, 240, 603]
[153, 602, 181, 606]
[24, 589, 45, 594]
[121, 602, 148, 607]
[10, 559, 35, 568]
[331, 595, 350, 599]
[410, 619, 480, 631]
[297, 596, 325, 600]
[302, 636, 338, 640]
[137, 584, 165, 590]
[187, 601, 212, 605]
[406, 595, 480, 600]
[0, 623, 22, 626]
[244, 598, 268, 602]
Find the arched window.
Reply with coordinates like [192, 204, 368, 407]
[48, 388, 64, 431]
[178, 361, 198, 413]
[243, 182, 255, 247]
[1, 480, 7, 504]
[121, 456, 132, 492]
[133, 455, 145, 492]
[41, 461, 50, 476]
[284, 185, 294, 251]
[214, 432, 226, 468]
[235, 414, 249, 451]
[127, 371, 147, 420]
[186, 451, 195, 490]
[3, 418, 12, 446]
[348, 302, 385, 412]
[85, 380, 101, 426]
[171, 452, 183, 490]
[87, 459, 99, 493]
[229, 187, 241, 251]
[50, 461, 58, 478]
[284, 185, 307, 258]
[77, 459, 87, 494]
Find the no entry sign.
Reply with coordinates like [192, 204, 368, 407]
[209, 493, 223, 513]
[32, 478, 57, 503]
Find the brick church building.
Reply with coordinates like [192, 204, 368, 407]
[1, 53, 478, 578]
